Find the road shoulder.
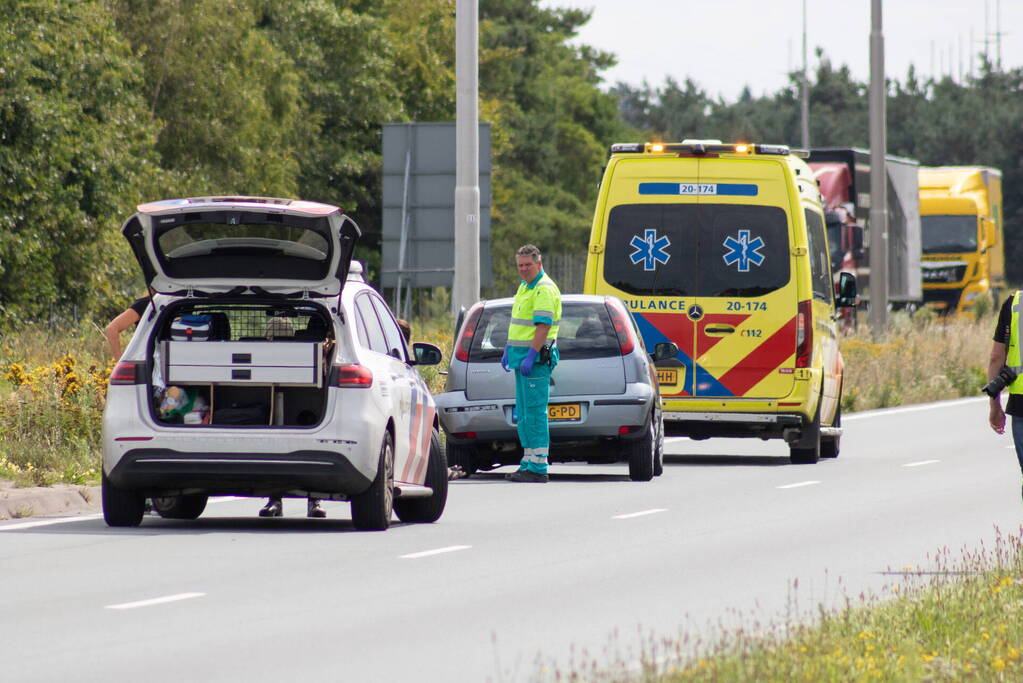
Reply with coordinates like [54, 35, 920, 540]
[0, 480, 101, 520]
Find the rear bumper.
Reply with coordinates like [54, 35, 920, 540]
[436, 388, 653, 444]
[662, 411, 803, 440]
[107, 449, 372, 497]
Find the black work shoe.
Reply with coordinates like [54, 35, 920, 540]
[259, 498, 283, 517]
[307, 498, 326, 518]
[507, 470, 549, 483]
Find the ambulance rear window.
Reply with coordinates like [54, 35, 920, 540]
[603, 204, 790, 297]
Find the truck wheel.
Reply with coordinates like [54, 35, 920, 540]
[351, 431, 394, 531]
[790, 401, 821, 465]
[394, 430, 448, 523]
[102, 471, 145, 527]
[446, 441, 477, 477]
[627, 414, 656, 481]
[820, 395, 842, 459]
[151, 494, 208, 520]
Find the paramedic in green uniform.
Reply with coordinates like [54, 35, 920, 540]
[501, 244, 561, 483]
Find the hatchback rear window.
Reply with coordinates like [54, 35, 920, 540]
[154, 211, 331, 280]
[603, 203, 791, 297]
[467, 302, 620, 362]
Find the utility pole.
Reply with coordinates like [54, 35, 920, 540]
[800, 0, 809, 149]
[869, 0, 888, 334]
[453, 0, 481, 315]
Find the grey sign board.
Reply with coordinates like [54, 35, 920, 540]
[381, 122, 492, 288]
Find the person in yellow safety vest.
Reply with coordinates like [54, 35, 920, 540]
[987, 291, 1023, 502]
[501, 244, 562, 483]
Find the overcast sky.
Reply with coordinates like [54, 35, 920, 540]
[537, 0, 1022, 100]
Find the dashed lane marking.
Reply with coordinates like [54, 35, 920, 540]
[106, 592, 206, 610]
[612, 508, 668, 519]
[903, 460, 940, 467]
[776, 480, 821, 489]
[400, 545, 472, 559]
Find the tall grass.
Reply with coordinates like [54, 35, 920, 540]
[839, 308, 993, 412]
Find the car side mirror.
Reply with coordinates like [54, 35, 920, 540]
[835, 271, 857, 308]
[651, 341, 679, 362]
[411, 342, 443, 366]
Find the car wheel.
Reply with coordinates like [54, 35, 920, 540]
[102, 471, 145, 527]
[627, 414, 656, 482]
[394, 430, 448, 524]
[820, 390, 841, 459]
[790, 398, 821, 465]
[652, 409, 665, 477]
[446, 441, 477, 477]
[151, 494, 208, 520]
[351, 431, 395, 531]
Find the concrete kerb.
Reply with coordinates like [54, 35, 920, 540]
[0, 480, 101, 520]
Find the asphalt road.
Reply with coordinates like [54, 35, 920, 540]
[2, 397, 1021, 682]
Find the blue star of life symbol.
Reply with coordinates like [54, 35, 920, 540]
[629, 229, 671, 271]
[722, 229, 766, 272]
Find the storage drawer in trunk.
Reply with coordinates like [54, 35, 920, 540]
[162, 341, 323, 386]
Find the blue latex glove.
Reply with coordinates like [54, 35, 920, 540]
[519, 347, 538, 376]
[500, 346, 511, 372]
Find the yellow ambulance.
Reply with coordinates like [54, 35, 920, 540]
[583, 141, 857, 463]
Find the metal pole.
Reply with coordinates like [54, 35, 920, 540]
[869, 0, 888, 333]
[453, 0, 481, 315]
[800, 0, 809, 149]
[394, 126, 412, 311]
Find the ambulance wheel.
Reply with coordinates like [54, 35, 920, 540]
[790, 401, 821, 465]
[102, 471, 145, 527]
[351, 432, 394, 531]
[151, 494, 208, 520]
[627, 415, 656, 481]
[820, 396, 841, 459]
[446, 441, 477, 477]
[394, 430, 448, 523]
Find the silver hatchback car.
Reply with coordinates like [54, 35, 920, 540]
[435, 294, 677, 481]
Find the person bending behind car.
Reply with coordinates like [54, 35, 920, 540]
[104, 292, 152, 359]
[500, 244, 561, 483]
[987, 291, 1023, 502]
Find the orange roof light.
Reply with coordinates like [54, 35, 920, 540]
[734, 143, 749, 153]
[650, 143, 665, 153]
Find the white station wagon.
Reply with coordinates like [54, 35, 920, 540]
[102, 196, 446, 531]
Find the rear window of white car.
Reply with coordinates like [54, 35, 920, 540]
[467, 302, 620, 362]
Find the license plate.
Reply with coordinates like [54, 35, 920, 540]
[657, 368, 679, 386]
[548, 403, 581, 421]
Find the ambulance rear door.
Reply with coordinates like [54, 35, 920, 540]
[689, 157, 797, 399]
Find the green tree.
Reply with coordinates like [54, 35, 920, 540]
[0, 0, 168, 321]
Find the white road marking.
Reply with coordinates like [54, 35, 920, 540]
[776, 480, 821, 489]
[105, 592, 206, 610]
[843, 396, 984, 420]
[612, 508, 668, 519]
[0, 514, 102, 531]
[903, 459, 940, 468]
[400, 545, 472, 559]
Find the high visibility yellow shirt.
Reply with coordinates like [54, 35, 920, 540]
[508, 270, 561, 348]
[1008, 290, 1023, 393]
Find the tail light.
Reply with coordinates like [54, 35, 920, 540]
[605, 300, 635, 355]
[618, 425, 642, 435]
[795, 300, 813, 368]
[454, 306, 483, 362]
[333, 364, 373, 388]
[109, 361, 143, 385]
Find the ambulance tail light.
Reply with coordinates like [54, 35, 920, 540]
[455, 305, 483, 362]
[333, 364, 373, 388]
[110, 361, 144, 385]
[795, 300, 813, 368]
[606, 299, 636, 356]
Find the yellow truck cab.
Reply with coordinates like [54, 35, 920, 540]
[918, 166, 1005, 315]
[583, 141, 856, 464]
